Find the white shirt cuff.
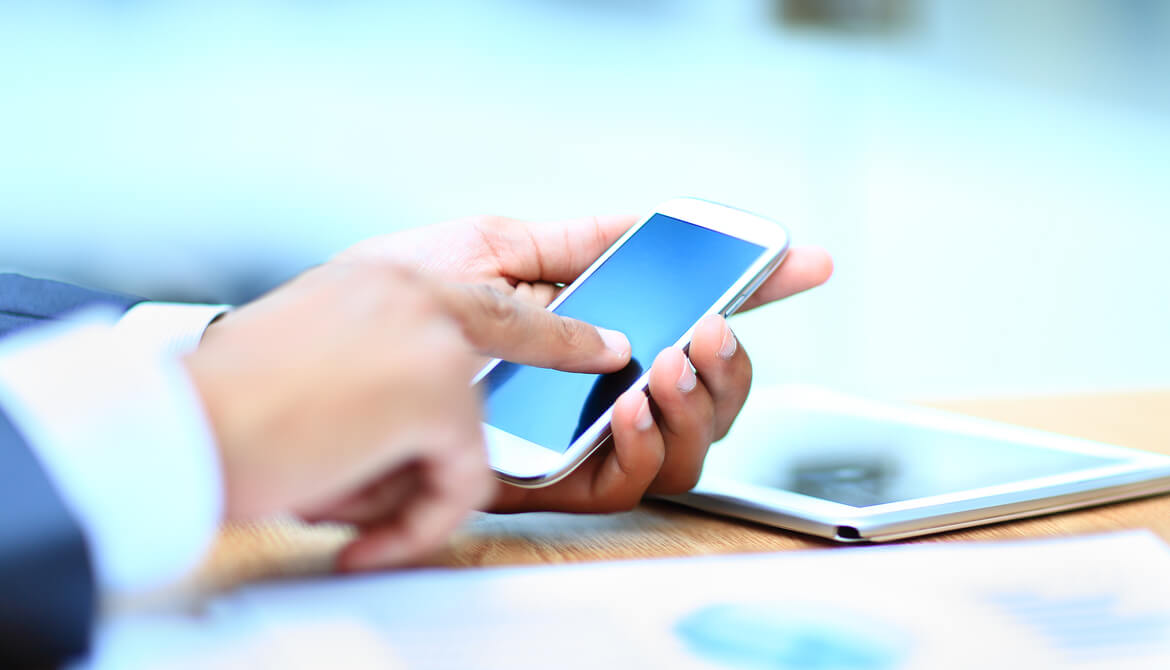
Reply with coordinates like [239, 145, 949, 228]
[114, 302, 231, 358]
[0, 310, 223, 595]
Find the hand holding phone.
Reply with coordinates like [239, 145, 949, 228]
[333, 203, 831, 513]
[476, 198, 792, 487]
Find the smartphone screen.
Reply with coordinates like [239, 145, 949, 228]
[480, 213, 767, 453]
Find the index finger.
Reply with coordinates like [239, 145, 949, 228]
[433, 281, 632, 373]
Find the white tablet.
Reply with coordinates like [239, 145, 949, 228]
[669, 385, 1170, 542]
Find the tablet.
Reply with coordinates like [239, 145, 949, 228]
[668, 385, 1170, 542]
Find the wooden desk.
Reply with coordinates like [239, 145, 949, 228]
[189, 390, 1170, 598]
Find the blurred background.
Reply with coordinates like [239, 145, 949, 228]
[2, 0, 1167, 400]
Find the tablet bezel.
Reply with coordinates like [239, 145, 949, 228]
[670, 386, 1170, 542]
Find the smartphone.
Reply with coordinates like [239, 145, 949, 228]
[474, 198, 791, 487]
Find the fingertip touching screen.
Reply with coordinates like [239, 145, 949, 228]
[481, 213, 767, 452]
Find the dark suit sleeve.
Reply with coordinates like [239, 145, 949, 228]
[0, 274, 142, 665]
[0, 410, 96, 666]
[0, 273, 143, 340]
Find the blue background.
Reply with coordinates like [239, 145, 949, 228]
[2, 1, 1167, 400]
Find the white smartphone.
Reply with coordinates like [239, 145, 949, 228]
[474, 197, 791, 487]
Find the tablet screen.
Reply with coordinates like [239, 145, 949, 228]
[705, 403, 1125, 508]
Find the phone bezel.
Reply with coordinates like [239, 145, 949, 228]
[475, 197, 791, 488]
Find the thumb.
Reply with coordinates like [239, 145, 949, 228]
[434, 282, 631, 373]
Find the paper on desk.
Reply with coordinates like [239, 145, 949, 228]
[81, 531, 1170, 670]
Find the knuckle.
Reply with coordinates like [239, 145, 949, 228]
[556, 316, 590, 350]
[361, 264, 436, 317]
[472, 284, 518, 326]
[383, 261, 418, 280]
[365, 260, 420, 287]
[470, 215, 518, 241]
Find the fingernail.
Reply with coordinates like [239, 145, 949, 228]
[635, 395, 654, 431]
[598, 327, 631, 357]
[717, 322, 738, 360]
[676, 353, 697, 393]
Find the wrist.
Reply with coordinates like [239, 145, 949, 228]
[183, 350, 251, 522]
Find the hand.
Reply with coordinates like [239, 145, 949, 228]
[187, 261, 631, 570]
[336, 215, 833, 513]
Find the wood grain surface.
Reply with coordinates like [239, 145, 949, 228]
[183, 390, 1170, 600]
